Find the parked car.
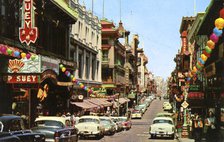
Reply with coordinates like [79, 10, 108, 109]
[156, 112, 173, 118]
[118, 117, 132, 130]
[31, 116, 78, 142]
[99, 116, 116, 135]
[149, 117, 175, 139]
[131, 107, 143, 119]
[0, 114, 45, 142]
[75, 115, 104, 139]
[110, 117, 123, 132]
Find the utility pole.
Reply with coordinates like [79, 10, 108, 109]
[134, 35, 139, 105]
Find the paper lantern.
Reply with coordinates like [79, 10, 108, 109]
[14, 51, 20, 57]
[213, 27, 223, 37]
[201, 54, 208, 61]
[7, 49, 13, 55]
[210, 33, 219, 43]
[59, 64, 64, 69]
[72, 77, 76, 82]
[26, 53, 31, 59]
[220, 8, 224, 19]
[215, 18, 224, 30]
[61, 67, 66, 72]
[66, 72, 71, 77]
[207, 40, 215, 49]
[202, 50, 210, 58]
[1, 46, 7, 54]
[197, 61, 204, 68]
[199, 58, 205, 65]
[21, 53, 26, 58]
[193, 66, 198, 73]
[205, 46, 212, 54]
[31, 55, 36, 60]
[70, 75, 74, 79]
[65, 71, 69, 75]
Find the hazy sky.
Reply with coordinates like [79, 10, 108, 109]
[83, 0, 211, 79]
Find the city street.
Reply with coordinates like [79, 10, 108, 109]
[79, 99, 178, 142]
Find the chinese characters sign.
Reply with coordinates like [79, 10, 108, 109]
[19, 0, 38, 45]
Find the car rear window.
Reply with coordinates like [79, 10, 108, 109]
[153, 119, 173, 125]
[35, 120, 64, 128]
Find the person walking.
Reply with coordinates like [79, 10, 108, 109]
[205, 110, 216, 142]
[193, 114, 203, 142]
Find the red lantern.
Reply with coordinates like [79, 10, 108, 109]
[220, 8, 224, 19]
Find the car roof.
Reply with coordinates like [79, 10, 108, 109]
[79, 115, 100, 119]
[35, 116, 69, 124]
[156, 112, 173, 116]
[99, 116, 111, 119]
[153, 117, 173, 121]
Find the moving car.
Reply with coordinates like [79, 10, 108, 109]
[149, 117, 175, 139]
[99, 116, 116, 135]
[75, 115, 104, 138]
[32, 116, 78, 142]
[163, 102, 172, 111]
[0, 114, 45, 142]
[131, 109, 143, 119]
[118, 117, 132, 130]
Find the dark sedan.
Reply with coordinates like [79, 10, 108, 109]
[0, 114, 45, 142]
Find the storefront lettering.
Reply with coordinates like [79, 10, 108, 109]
[7, 75, 39, 83]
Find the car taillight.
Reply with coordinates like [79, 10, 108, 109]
[54, 132, 60, 142]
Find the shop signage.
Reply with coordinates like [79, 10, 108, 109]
[181, 101, 189, 108]
[19, 0, 38, 46]
[189, 84, 201, 92]
[41, 56, 60, 74]
[6, 74, 40, 84]
[8, 57, 41, 73]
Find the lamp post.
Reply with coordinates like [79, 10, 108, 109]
[181, 87, 189, 138]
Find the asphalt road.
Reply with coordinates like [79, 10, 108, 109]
[79, 99, 178, 142]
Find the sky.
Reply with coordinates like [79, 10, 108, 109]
[83, 0, 211, 79]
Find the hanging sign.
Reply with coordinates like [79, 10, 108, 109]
[19, 0, 38, 45]
[6, 74, 40, 84]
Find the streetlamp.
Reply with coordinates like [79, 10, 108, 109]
[181, 87, 189, 138]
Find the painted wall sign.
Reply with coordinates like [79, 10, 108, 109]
[7, 74, 40, 84]
[8, 56, 41, 73]
[19, 0, 38, 45]
[41, 56, 60, 74]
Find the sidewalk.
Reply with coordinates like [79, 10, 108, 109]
[177, 138, 194, 142]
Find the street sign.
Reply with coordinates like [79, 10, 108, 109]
[181, 101, 189, 108]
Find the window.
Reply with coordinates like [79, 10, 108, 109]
[86, 56, 89, 79]
[102, 50, 109, 61]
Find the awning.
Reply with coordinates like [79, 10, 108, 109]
[128, 92, 136, 99]
[102, 84, 116, 88]
[116, 98, 130, 104]
[188, 92, 204, 99]
[70, 100, 98, 110]
[87, 98, 112, 107]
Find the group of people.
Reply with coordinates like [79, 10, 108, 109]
[192, 111, 216, 142]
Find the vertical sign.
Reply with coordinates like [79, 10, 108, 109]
[19, 0, 38, 46]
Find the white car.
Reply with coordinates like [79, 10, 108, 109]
[75, 115, 104, 138]
[149, 117, 175, 139]
[163, 102, 172, 111]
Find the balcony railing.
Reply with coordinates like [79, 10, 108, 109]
[102, 57, 109, 64]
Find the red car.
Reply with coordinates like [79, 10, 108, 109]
[118, 117, 132, 130]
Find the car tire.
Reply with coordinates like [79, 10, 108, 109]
[171, 134, 175, 140]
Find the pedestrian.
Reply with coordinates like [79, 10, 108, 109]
[205, 110, 216, 142]
[193, 114, 203, 142]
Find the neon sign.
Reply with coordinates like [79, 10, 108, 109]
[19, 0, 38, 46]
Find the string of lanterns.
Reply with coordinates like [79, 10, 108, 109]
[0, 44, 36, 60]
[186, 8, 224, 82]
[59, 64, 98, 97]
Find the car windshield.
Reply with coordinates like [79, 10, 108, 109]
[78, 118, 99, 124]
[153, 119, 173, 125]
[134, 106, 142, 110]
[35, 120, 64, 128]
